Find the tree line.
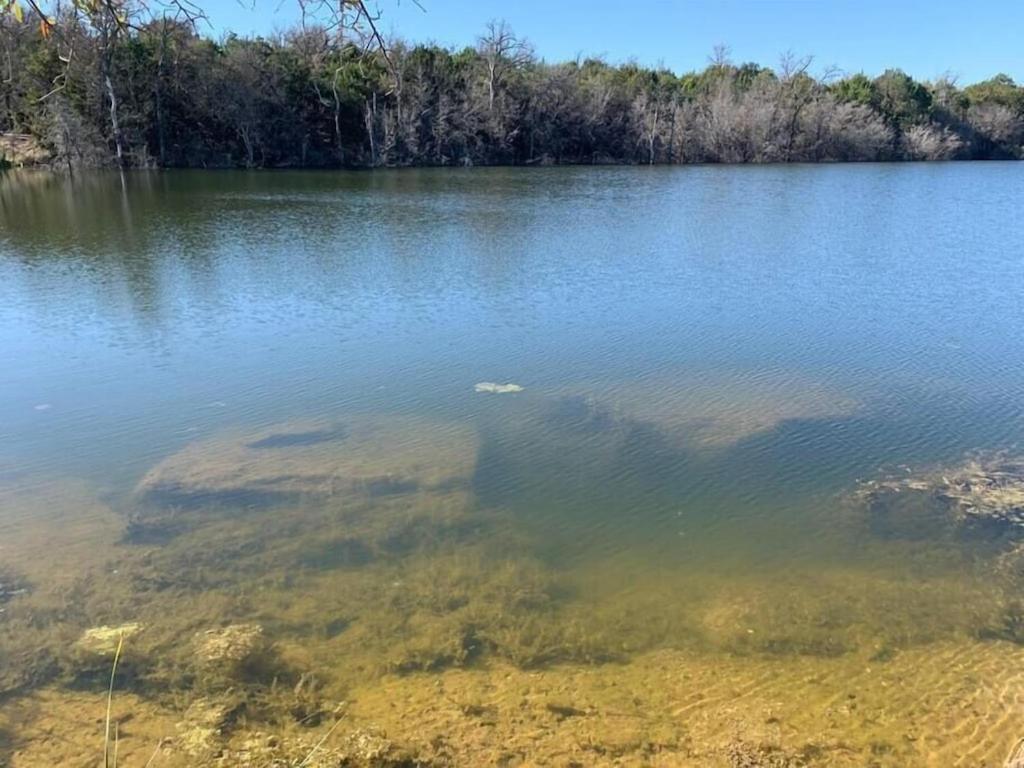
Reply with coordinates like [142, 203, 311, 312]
[1, 12, 1022, 169]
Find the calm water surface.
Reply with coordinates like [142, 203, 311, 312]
[1, 164, 1024, 765]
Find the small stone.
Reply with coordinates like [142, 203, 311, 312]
[76, 623, 142, 657]
[195, 623, 265, 667]
[342, 727, 396, 762]
[176, 697, 238, 757]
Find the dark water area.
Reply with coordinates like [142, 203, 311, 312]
[1, 164, 1024, 766]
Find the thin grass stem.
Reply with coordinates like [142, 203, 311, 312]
[297, 717, 343, 767]
[103, 632, 125, 768]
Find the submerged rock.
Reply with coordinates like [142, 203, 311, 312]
[337, 727, 414, 766]
[134, 416, 478, 509]
[0, 570, 30, 607]
[474, 382, 524, 394]
[725, 739, 807, 768]
[939, 456, 1024, 530]
[196, 624, 267, 669]
[853, 454, 1024, 540]
[75, 623, 142, 657]
[176, 696, 241, 758]
[212, 724, 424, 768]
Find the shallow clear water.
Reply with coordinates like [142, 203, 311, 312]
[2, 164, 1024, 765]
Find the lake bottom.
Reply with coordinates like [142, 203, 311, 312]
[2, 405, 1024, 767]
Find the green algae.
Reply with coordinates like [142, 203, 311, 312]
[5, 435, 1024, 764]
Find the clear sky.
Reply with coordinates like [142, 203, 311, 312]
[199, 0, 1023, 85]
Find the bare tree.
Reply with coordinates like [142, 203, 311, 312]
[825, 100, 893, 160]
[775, 52, 815, 161]
[93, 0, 131, 165]
[633, 77, 675, 165]
[477, 20, 531, 114]
[968, 103, 1022, 145]
[3, 2, 1022, 169]
[903, 124, 962, 160]
[708, 43, 732, 69]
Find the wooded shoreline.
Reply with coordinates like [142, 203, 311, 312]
[2, 18, 1022, 170]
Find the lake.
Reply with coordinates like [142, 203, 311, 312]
[1, 164, 1024, 766]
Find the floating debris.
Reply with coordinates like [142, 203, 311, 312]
[474, 382, 524, 394]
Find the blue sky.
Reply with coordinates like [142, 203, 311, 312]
[201, 0, 1023, 85]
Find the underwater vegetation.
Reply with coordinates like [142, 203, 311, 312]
[849, 453, 1024, 650]
[0, 569, 29, 608]
[4, 407, 1024, 765]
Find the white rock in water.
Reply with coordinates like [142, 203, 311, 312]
[77, 623, 142, 656]
[474, 382, 524, 394]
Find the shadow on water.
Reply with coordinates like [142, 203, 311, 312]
[246, 425, 349, 449]
[473, 394, 697, 517]
[472, 387, 1024, 552]
[721, 390, 1024, 495]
